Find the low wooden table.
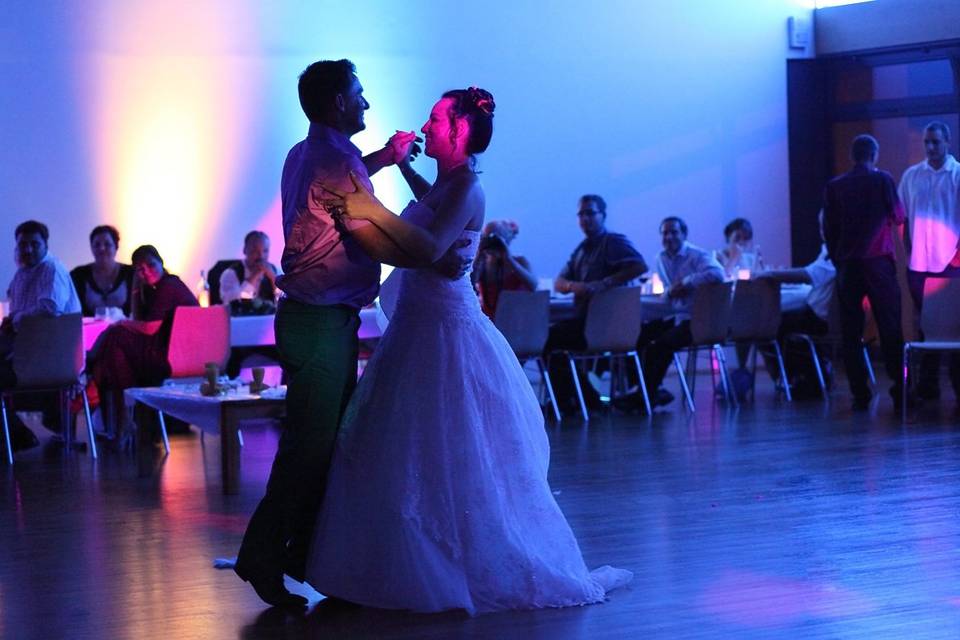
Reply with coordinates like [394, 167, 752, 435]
[125, 384, 286, 494]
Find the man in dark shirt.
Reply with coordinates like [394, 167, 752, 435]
[823, 134, 905, 410]
[545, 194, 647, 415]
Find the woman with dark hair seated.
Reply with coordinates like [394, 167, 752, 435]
[70, 225, 135, 317]
[87, 245, 197, 434]
[716, 217, 765, 280]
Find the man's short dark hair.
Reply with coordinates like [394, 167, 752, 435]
[579, 194, 607, 216]
[660, 216, 688, 236]
[298, 59, 357, 123]
[925, 120, 951, 142]
[15, 220, 49, 242]
[851, 134, 879, 163]
[244, 230, 269, 247]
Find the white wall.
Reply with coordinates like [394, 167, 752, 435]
[0, 0, 814, 294]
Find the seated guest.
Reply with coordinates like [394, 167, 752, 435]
[544, 195, 647, 414]
[617, 216, 724, 410]
[717, 217, 764, 280]
[471, 219, 537, 318]
[70, 224, 135, 317]
[87, 245, 198, 433]
[214, 230, 278, 307]
[0, 220, 81, 450]
[755, 211, 836, 395]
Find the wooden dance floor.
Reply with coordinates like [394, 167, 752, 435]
[3, 377, 960, 639]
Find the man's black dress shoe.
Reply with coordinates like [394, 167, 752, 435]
[236, 568, 308, 609]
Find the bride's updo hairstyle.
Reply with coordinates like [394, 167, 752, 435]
[442, 87, 495, 155]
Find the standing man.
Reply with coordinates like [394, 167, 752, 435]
[235, 59, 415, 607]
[544, 194, 647, 415]
[823, 134, 905, 410]
[899, 121, 960, 401]
[235, 59, 465, 608]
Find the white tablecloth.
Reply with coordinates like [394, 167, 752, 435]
[124, 383, 285, 433]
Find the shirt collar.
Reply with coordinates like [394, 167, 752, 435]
[307, 122, 362, 157]
[665, 242, 690, 259]
[17, 253, 52, 273]
[923, 154, 958, 173]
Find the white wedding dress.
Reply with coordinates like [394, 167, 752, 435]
[305, 201, 631, 615]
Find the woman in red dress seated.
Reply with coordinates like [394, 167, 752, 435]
[87, 245, 198, 435]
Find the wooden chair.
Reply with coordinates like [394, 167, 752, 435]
[1, 313, 96, 463]
[494, 290, 561, 422]
[902, 277, 960, 421]
[555, 286, 649, 421]
[155, 305, 231, 452]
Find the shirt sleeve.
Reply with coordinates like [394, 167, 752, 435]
[604, 235, 646, 270]
[308, 155, 377, 234]
[681, 250, 725, 287]
[33, 262, 59, 316]
[804, 255, 835, 289]
[219, 269, 241, 304]
[884, 173, 905, 226]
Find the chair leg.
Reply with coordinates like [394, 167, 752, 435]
[82, 387, 98, 459]
[674, 352, 696, 412]
[794, 335, 827, 398]
[568, 355, 590, 421]
[771, 341, 792, 402]
[537, 358, 562, 422]
[715, 346, 738, 408]
[863, 344, 876, 386]
[60, 389, 73, 450]
[686, 349, 698, 397]
[157, 410, 171, 454]
[631, 352, 652, 415]
[237, 430, 244, 447]
[1, 395, 12, 465]
[902, 345, 910, 423]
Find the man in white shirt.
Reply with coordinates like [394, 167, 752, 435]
[899, 121, 960, 400]
[616, 217, 724, 411]
[215, 230, 278, 306]
[1, 220, 81, 450]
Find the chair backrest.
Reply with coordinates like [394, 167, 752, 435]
[689, 281, 733, 345]
[493, 290, 550, 358]
[167, 305, 231, 378]
[583, 286, 642, 353]
[206, 259, 238, 306]
[729, 279, 781, 341]
[921, 277, 960, 342]
[12, 313, 84, 388]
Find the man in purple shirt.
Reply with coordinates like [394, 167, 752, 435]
[823, 134, 905, 410]
[235, 59, 465, 607]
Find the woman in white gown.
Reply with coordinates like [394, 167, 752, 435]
[307, 88, 631, 615]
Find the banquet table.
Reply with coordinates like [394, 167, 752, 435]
[125, 383, 286, 494]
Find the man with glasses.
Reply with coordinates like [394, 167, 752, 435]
[545, 194, 646, 415]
